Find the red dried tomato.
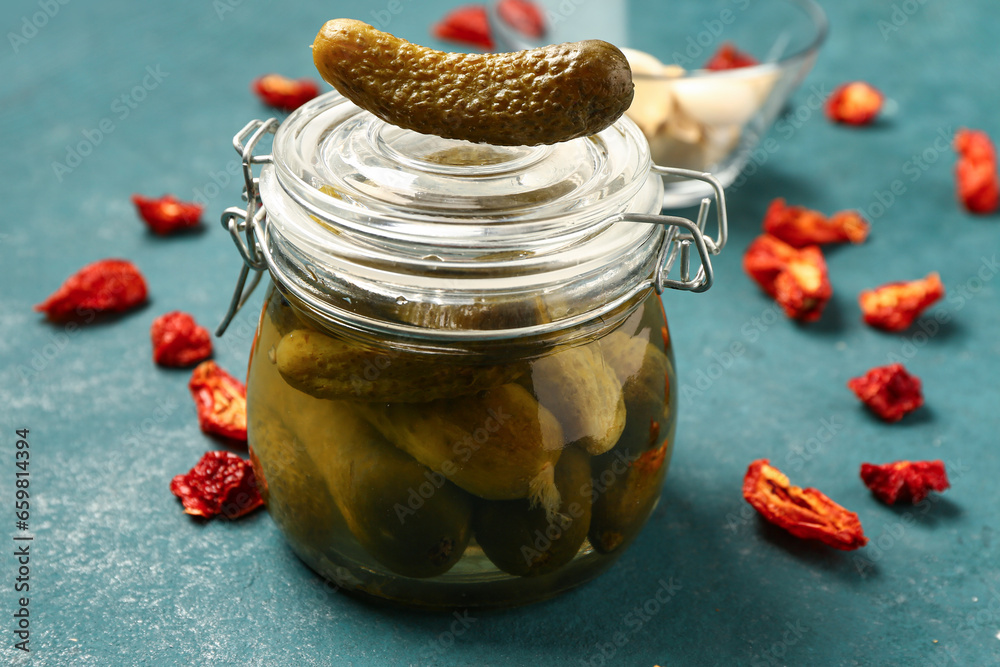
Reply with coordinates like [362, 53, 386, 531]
[859, 272, 945, 332]
[826, 81, 883, 126]
[35, 259, 148, 322]
[743, 234, 832, 322]
[954, 128, 999, 214]
[432, 5, 494, 51]
[762, 198, 870, 247]
[151, 312, 213, 367]
[860, 460, 949, 505]
[170, 451, 263, 519]
[132, 194, 204, 235]
[743, 459, 868, 550]
[498, 0, 545, 38]
[704, 42, 758, 71]
[251, 74, 320, 112]
[189, 361, 248, 441]
[847, 363, 923, 422]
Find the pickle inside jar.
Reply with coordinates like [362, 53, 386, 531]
[523, 342, 626, 456]
[295, 398, 475, 579]
[275, 327, 524, 402]
[473, 446, 592, 577]
[354, 383, 565, 521]
[250, 285, 679, 590]
[588, 327, 676, 554]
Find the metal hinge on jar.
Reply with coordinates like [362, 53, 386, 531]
[613, 165, 728, 296]
[216, 118, 278, 336]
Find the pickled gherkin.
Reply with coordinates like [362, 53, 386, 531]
[265, 290, 304, 337]
[355, 383, 565, 521]
[248, 410, 344, 554]
[528, 343, 626, 455]
[473, 446, 591, 577]
[589, 425, 673, 554]
[599, 330, 673, 451]
[274, 328, 522, 402]
[293, 398, 474, 578]
[247, 282, 681, 605]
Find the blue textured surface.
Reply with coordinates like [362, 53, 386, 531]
[2, 1, 999, 665]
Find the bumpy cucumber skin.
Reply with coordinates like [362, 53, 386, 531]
[313, 18, 634, 146]
[274, 328, 521, 402]
[355, 383, 563, 503]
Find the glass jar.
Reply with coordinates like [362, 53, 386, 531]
[219, 91, 727, 609]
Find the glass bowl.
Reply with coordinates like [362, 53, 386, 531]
[621, 0, 828, 207]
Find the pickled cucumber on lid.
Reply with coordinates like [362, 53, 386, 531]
[311, 18, 634, 146]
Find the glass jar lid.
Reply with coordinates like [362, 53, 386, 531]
[218, 92, 728, 345]
[269, 92, 655, 238]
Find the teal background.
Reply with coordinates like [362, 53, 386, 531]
[2, 1, 998, 665]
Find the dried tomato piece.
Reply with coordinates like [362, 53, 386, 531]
[859, 272, 945, 332]
[189, 361, 247, 441]
[251, 74, 320, 112]
[497, 0, 545, 38]
[743, 235, 832, 322]
[432, 5, 494, 51]
[151, 311, 213, 367]
[35, 259, 148, 322]
[954, 128, 999, 214]
[826, 81, 883, 125]
[704, 42, 758, 71]
[743, 459, 868, 550]
[132, 194, 204, 235]
[847, 363, 923, 422]
[762, 198, 870, 247]
[170, 451, 263, 519]
[860, 460, 949, 505]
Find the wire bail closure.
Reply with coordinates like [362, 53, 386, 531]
[215, 118, 278, 336]
[620, 165, 729, 295]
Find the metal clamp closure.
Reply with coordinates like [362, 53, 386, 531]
[617, 166, 728, 294]
[216, 118, 279, 336]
